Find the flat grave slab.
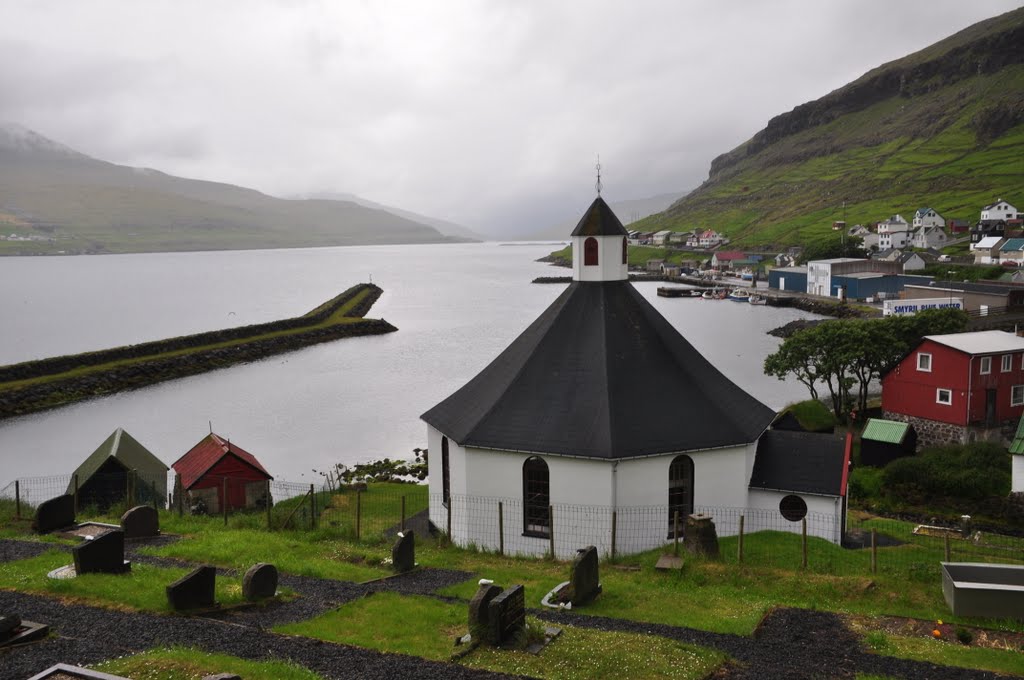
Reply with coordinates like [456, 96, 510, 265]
[26, 663, 130, 679]
[0, 616, 51, 648]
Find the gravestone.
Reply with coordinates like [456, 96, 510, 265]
[0, 613, 20, 642]
[72, 529, 131, 575]
[468, 582, 503, 643]
[167, 565, 217, 611]
[391, 530, 415, 573]
[32, 494, 76, 533]
[568, 545, 602, 605]
[202, 674, 242, 680]
[25, 664, 130, 679]
[121, 505, 160, 539]
[487, 584, 526, 646]
[684, 513, 720, 559]
[242, 563, 278, 601]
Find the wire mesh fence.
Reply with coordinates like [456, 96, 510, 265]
[2, 475, 1021, 577]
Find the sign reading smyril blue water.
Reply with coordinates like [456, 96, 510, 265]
[883, 297, 963, 317]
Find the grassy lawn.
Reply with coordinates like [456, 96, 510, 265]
[94, 647, 325, 680]
[0, 550, 258, 612]
[277, 591, 726, 679]
[862, 630, 1024, 677]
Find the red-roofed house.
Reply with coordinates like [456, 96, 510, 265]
[881, 330, 1024, 447]
[711, 251, 746, 269]
[173, 433, 273, 512]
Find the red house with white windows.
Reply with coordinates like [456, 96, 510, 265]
[172, 433, 273, 513]
[881, 330, 1024, 447]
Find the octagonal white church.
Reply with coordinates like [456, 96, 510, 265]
[422, 197, 850, 558]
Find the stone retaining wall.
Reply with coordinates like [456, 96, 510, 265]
[881, 411, 1017, 449]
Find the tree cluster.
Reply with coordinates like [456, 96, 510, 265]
[764, 308, 967, 421]
[314, 448, 428, 491]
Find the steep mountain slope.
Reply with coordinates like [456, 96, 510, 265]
[640, 7, 1024, 249]
[0, 123, 459, 254]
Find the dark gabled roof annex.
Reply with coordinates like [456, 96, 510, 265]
[570, 196, 628, 237]
[749, 430, 849, 497]
[67, 428, 168, 495]
[421, 281, 775, 459]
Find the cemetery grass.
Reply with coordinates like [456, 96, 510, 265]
[276, 591, 726, 679]
[93, 646, 326, 680]
[0, 549, 257, 612]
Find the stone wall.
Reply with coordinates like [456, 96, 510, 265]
[881, 411, 1017, 449]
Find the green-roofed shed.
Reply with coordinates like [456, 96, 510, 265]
[67, 428, 168, 510]
[861, 418, 916, 467]
[1012, 414, 1024, 494]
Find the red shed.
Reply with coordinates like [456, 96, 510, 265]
[173, 433, 273, 512]
[881, 330, 1024, 446]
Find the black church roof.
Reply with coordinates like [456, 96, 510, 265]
[570, 196, 629, 237]
[422, 281, 776, 459]
[750, 430, 849, 497]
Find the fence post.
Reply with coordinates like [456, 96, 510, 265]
[870, 529, 877, 574]
[126, 470, 133, 509]
[737, 515, 745, 563]
[151, 480, 158, 510]
[223, 478, 229, 526]
[673, 510, 680, 557]
[310, 484, 316, 530]
[73, 474, 80, 514]
[265, 480, 272, 529]
[176, 477, 183, 517]
[548, 505, 555, 559]
[446, 499, 452, 545]
[14, 480, 20, 520]
[355, 490, 362, 541]
[610, 510, 617, 561]
[401, 495, 406, 534]
[801, 517, 808, 569]
[944, 533, 951, 562]
[498, 501, 505, 556]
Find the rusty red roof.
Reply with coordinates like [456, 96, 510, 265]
[172, 433, 272, 489]
[714, 251, 746, 260]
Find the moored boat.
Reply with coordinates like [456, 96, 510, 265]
[748, 294, 768, 305]
[728, 288, 751, 302]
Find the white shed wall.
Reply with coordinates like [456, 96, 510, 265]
[1013, 454, 1024, 494]
[747, 489, 842, 543]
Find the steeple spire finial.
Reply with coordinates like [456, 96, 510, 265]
[595, 154, 602, 196]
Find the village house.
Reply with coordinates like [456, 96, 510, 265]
[913, 207, 946, 229]
[911, 225, 948, 250]
[711, 250, 747, 269]
[971, 220, 1006, 245]
[172, 432, 273, 513]
[652, 230, 674, 246]
[999, 238, 1024, 265]
[873, 248, 926, 272]
[805, 257, 902, 297]
[972, 235, 1005, 263]
[981, 199, 1018, 222]
[423, 196, 850, 558]
[949, 218, 971, 234]
[877, 216, 910, 249]
[687, 229, 726, 249]
[881, 330, 1024, 447]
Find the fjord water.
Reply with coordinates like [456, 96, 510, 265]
[0, 243, 821, 484]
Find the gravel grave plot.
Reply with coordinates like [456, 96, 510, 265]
[0, 590, 526, 680]
[0, 538, 68, 563]
[537, 607, 1013, 680]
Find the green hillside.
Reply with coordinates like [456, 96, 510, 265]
[638, 7, 1024, 250]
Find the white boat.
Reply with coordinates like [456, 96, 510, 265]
[748, 294, 768, 305]
[727, 289, 751, 302]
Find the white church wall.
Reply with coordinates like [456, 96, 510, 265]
[746, 489, 842, 543]
[571, 235, 628, 282]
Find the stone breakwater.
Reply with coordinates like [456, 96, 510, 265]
[0, 284, 396, 420]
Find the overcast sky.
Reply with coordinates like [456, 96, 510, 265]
[1, 1, 1020, 236]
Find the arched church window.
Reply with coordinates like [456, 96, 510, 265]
[622, 236, 627, 264]
[523, 456, 550, 537]
[584, 237, 599, 266]
[668, 455, 694, 534]
[441, 436, 451, 507]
